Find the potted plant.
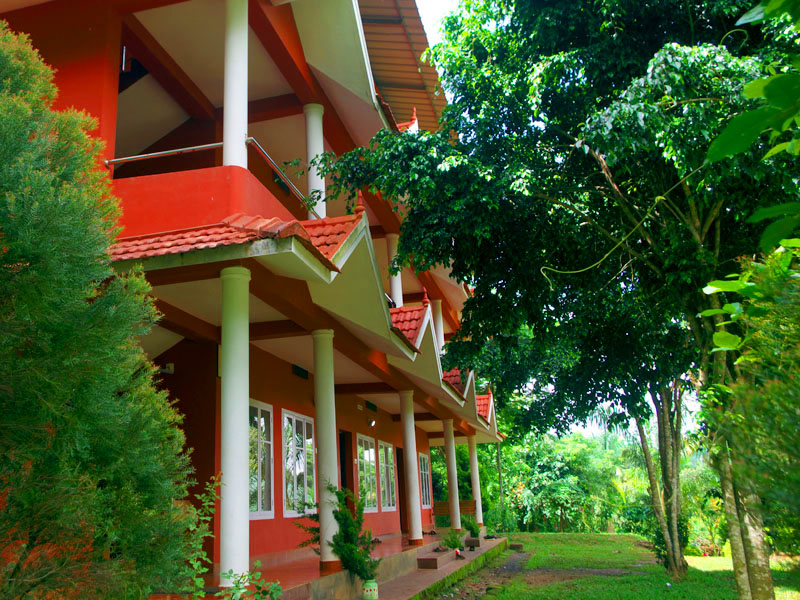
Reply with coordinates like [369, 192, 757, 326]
[462, 515, 482, 549]
[441, 528, 465, 551]
[294, 484, 380, 598]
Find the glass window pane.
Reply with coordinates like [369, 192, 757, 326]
[305, 421, 314, 504]
[284, 416, 294, 512]
[295, 419, 304, 510]
[249, 407, 259, 512]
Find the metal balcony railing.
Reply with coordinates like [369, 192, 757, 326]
[105, 137, 315, 216]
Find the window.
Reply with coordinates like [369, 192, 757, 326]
[283, 410, 315, 517]
[419, 452, 432, 508]
[357, 435, 378, 512]
[249, 401, 273, 518]
[378, 441, 396, 510]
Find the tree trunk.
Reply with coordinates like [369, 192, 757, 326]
[736, 477, 775, 599]
[634, 415, 679, 577]
[715, 449, 753, 600]
[496, 442, 504, 512]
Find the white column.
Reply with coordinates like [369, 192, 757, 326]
[222, 0, 248, 168]
[219, 265, 251, 584]
[431, 299, 444, 354]
[386, 233, 403, 307]
[304, 103, 325, 219]
[312, 329, 339, 567]
[467, 434, 484, 526]
[399, 390, 423, 543]
[443, 419, 461, 531]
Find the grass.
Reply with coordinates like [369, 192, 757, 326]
[482, 533, 800, 600]
[511, 532, 654, 570]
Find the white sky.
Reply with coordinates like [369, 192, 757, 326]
[417, 0, 461, 48]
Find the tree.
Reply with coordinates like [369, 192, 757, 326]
[317, 1, 798, 591]
[0, 22, 199, 599]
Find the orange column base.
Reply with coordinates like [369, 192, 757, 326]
[320, 560, 342, 575]
[408, 538, 425, 546]
[477, 522, 484, 527]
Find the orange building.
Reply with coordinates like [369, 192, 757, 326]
[0, 0, 501, 595]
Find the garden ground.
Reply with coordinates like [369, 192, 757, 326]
[433, 533, 800, 599]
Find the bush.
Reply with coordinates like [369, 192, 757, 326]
[328, 485, 381, 582]
[485, 502, 516, 533]
[462, 514, 481, 538]
[442, 528, 465, 550]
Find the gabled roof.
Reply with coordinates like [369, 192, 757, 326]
[476, 393, 492, 421]
[300, 213, 362, 260]
[390, 304, 426, 349]
[109, 213, 309, 261]
[442, 367, 465, 394]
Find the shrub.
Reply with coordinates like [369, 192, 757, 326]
[442, 528, 465, 550]
[462, 515, 481, 538]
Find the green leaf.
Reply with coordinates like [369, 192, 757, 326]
[699, 308, 728, 317]
[760, 214, 800, 252]
[744, 78, 769, 99]
[737, 3, 766, 24]
[780, 237, 800, 247]
[747, 202, 800, 223]
[706, 107, 778, 162]
[763, 73, 800, 109]
[703, 280, 749, 294]
[763, 141, 790, 159]
[713, 331, 743, 349]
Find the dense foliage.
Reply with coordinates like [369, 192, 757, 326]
[0, 22, 200, 599]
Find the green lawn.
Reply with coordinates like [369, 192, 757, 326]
[486, 533, 800, 600]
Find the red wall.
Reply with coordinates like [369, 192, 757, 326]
[155, 340, 433, 567]
[3, 0, 122, 161]
[113, 166, 296, 236]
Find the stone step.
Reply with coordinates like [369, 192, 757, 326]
[417, 549, 456, 569]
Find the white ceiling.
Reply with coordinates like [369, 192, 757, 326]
[140, 324, 183, 359]
[137, 0, 293, 108]
[154, 279, 287, 326]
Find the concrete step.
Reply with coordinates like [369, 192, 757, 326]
[417, 549, 456, 569]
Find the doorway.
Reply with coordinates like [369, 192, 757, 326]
[396, 448, 409, 533]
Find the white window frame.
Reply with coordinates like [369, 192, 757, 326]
[378, 441, 397, 511]
[357, 434, 378, 513]
[419, 452, 432, 508]
[282, 409, 316, 518]
[249, 400, 274, 519]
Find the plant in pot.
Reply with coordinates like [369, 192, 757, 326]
[325, 484, 381, 599]
[441, 528, 465, 551]
[462, 515, 482, 549]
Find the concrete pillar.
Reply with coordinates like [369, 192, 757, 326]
[386, 233, 403, 307]
[312, 329, 339, 570]
[443, 419, 461, 531]
[400, 390, 423, 544]
[219, 265, 251, 584]
[467, 435, 484, 526]
[304, 103, 325, 219]
[431, 299, 444, 354]
[222, 0, 248, 168]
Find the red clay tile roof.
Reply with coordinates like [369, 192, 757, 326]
[397, 107, 418, 132]
[390, 305, 427, 348]
[476, 393, 492, 421]
[110, 213, 311, 262]
[442, 368, 465, 394]
[299, 213, 361, 260]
